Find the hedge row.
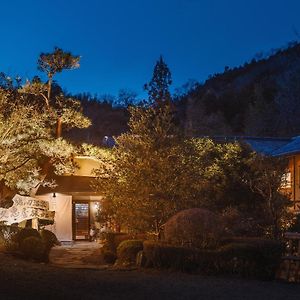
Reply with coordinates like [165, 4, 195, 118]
[116, 240, 143, 265]
[143, 239, 284, 279]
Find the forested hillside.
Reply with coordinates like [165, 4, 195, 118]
[179, 42, 300, 137]
[65, 94, 129, 145]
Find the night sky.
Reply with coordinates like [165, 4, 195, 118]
[0, 0, 300, 98]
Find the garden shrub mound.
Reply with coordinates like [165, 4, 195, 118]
[16, 228, 41, 246]
[20, 236, 46, 262]
[143, 238, 284, 279]
[116, 240, 144, 265]
[0, 226, 59, 262]
[164, 208, 223, 249]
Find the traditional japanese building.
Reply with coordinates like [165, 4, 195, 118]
[35, 156, 102, 242]
[213, 136, 300, 212]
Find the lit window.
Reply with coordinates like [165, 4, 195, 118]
[281, 171, 292, 188]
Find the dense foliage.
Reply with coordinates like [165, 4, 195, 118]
[93, 56, 292, 238]
[0, 48, 91, 201]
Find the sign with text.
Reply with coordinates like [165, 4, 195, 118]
[0, 194, 54, 225]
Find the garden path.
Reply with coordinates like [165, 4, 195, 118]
[49, 241, 108, 269]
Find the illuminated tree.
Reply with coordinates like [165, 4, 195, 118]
[0, 88, 75, 200]
[21, 47, 83, 137]
[0, 48, 90, 202]
[38, 47, 80, 105]
[93, 103, 243, 234]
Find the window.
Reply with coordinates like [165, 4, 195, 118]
[281, 171, 292, 188]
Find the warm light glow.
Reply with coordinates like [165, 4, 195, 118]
[92, 202, 100, 212]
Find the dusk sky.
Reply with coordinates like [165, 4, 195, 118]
[0, 0, 300, 98]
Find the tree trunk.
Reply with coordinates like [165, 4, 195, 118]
[56, 117, 62, 138]
[47, 75, 52, 102]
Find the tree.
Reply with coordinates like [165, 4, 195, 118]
[93, 104, 243, 234]
[37, 47, 81, 137]
[243, 153, 292, 238]
[116, 89, 137, 107]
[38, 47, 80, 104]
[144, 56, 172, 106]
[0, 48, 90, 203]
[0, 87, 75, 201]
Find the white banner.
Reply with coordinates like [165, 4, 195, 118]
[0, 194, 54, 225]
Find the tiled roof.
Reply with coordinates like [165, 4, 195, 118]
[209, 136, 292, 155]
[242, 137, 292, 155]
[208, 136, 300, 156]
[271, 136, 300, 156]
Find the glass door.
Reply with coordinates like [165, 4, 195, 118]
[73, 202, 90, 240]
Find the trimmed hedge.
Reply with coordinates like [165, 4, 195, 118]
[100, 232, 128, 253]
[143, 238, 284, 279]
[16, 228, 41, 246]
[20, 236, 46, 261]
[116, 240, 144, 264]
[216, 239, 284, 279]
[164, 208, 223, 249]
[143, 241, 203, 271]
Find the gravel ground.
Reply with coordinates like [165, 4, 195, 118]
[0, 253, 300, 300]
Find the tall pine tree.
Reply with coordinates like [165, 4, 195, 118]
[144, 56, 172, 106]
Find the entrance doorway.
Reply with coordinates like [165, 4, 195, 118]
[73, 202, 90, 240]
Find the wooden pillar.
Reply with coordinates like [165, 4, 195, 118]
[32, 218, 39, 230]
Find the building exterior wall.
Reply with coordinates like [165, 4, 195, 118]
[282, 154, 300, 212]
[69, 157, 102, 177]
[36, 193, 101, 241]
[36, 193, 73, 242]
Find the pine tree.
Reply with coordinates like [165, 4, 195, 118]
[144, 56, 172, 106]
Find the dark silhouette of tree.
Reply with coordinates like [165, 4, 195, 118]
[144, 56, 172, 106]
[116, 89, 137, 107]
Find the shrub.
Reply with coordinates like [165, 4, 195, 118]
[221, 207, 267, 237]
[16, 228, 41, 246]
[102, 250, 117, 264]
[216, 239, 284, 279]
[40, 229, 60, 252]
[0, 225, 20, 253]
[114, 233, 132, 249]
[100, 232, 129, 253]
[20, 236, 46, 261]
[164, 208, 223, 249]
[100, 232, 124, 252]
[116, 240, 143, 265]
[143, 238, 284, 279]
[143, 240, 202, 271]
